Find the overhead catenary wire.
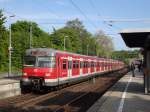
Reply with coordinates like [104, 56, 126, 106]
[38, 22, 66, 25]
[104, 18, 150, 23]
[4, 10, 67, 26]
[87, 0, 122, 31]
[69, 0, 98, 29]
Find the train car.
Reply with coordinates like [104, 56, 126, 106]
[21, 48, 124, 91]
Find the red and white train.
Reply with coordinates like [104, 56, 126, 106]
[21, 48, 124, 91]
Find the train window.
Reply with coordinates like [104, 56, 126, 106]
[73, 60, 79, 68]
[63, 59, 67, 69]
[73, 61, 76, 68]
[100, 62, 102, 67]
[85, 62, 87, 68]
[83, 61, 88, 68]
[94, 62, 96, 67]
[88, 62, 90, 68]
[83, 62, 86, 68]
[97, 62, 99, 67]
[24, 56, 36, 67]
[76, 61, 79, 68]
[37, 56, 56, 68]
[91, 62, 94, 67]
[58, 57, 60, 66]
[102, 62, 104, 67]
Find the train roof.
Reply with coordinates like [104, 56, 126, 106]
[26, 48, 96, 58]
[25, 48, 118, 61]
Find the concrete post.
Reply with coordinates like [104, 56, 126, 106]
[144, 51, 148, 94]
[146, 51, 150, 93]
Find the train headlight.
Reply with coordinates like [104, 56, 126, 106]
[23, 72, 27, 76]
[45, 73, 51, 77]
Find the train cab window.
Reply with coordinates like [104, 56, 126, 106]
[24, 56, 36, 67]
[62, 59, 67, 69]
[37, 56, 56, 68]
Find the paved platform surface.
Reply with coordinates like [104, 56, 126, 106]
[0, 78, 20, 85]
[0, 72, 21, 79]
[0, 77, 21, 99]
[87, 71, 150, 112]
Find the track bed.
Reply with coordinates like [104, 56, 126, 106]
[0, 68, 128, 112]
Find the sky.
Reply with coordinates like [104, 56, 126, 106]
[0, 0, 150, 50]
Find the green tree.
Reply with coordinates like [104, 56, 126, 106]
[0, 10, 8, 71]
[66, 18, 93, 55]
[50, 27, 82, 53]
[10, 21, 52, 70]
[111, 50, 139, 64]
[94, 30, 114, 57]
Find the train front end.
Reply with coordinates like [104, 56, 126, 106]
[21, 48, 57, 91]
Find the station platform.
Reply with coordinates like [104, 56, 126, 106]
[0, 77, 21, 99]
[87, 71, 150, 112]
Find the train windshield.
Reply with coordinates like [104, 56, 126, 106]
[37, 56, 56, 68]
[24, 56, 36, 67]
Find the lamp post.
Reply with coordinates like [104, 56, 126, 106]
[8, 15, 15, 77]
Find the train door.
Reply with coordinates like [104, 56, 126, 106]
[57, 56, 60, 85]
[102, 60, 104, 71]
[88, 61, 90, 74]
[80, 59, 83, 76]
[91, 61, 94, 73]
[60, 57, 68, 82]
[104, 60, 106, 71]
[68, 57, 72, 79]
[94, 61, 96, 73]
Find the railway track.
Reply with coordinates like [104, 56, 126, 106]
[0, 68, 128, 112]
[53, 77, 117, 112]
[15, 81, 90, 109]
[0, 93, 39, 106]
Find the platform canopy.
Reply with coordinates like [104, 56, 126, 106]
[120, 28, 150, 48]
